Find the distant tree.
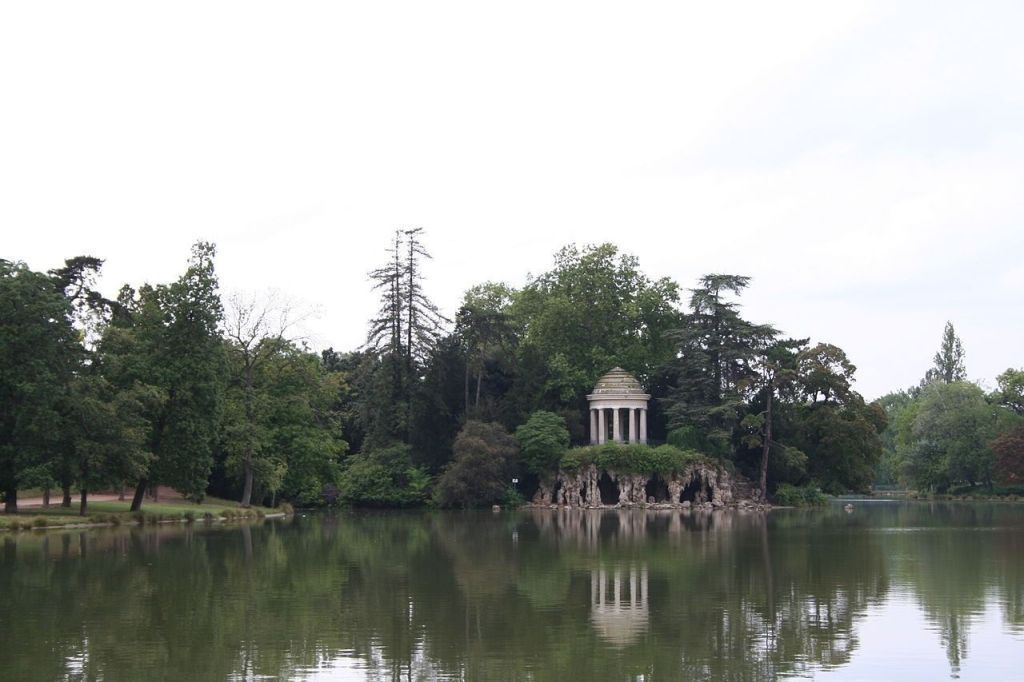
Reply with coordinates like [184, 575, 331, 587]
[923, 322, 966, 385]
[994, 368, 1024, 415]
[873, 390, 914, 486]
[897, 382, 1018, 492]
[515, 411, 570, 476]
[434, 421, 519, 508]
[992, 426, 1024, 487]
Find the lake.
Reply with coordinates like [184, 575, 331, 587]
[1, 502, 1022, 681]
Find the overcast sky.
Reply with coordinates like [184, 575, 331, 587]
[3, 1, 1022, 399]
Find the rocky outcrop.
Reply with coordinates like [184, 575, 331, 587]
[532, 461, 762, 510]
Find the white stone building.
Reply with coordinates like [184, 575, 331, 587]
[587, 367, 650, 445]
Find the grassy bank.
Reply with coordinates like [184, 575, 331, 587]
[0, 496, 288, 532]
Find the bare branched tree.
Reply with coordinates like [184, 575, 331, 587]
[223, 290, 314, 506]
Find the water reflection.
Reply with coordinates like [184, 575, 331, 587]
[0, 504, 1022, 681]
[591, 564, 649, 647]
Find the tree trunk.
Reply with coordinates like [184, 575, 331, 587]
[241, 357, 255, 508]
[118, 484, 125, 501]
[62, 484, 72, 508]
[241, 456, 254, 508]
[475, 368, 482, 408]
[79, 488, 88, 516]
[130, 478, 147, 512]
[3, 488, 16, 513]
[759, 392, 772, 502]
[43, 488, 50, 508]
[464, 362, 470, 417]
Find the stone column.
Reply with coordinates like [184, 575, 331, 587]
[639, 408, 647, 444]
[590, 409, 598, 444]
[612, 407, 621, 442]
[628, 408, 637, 443]
[598, 408, 606, 444]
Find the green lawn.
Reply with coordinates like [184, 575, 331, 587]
[0, 496, 282, 531]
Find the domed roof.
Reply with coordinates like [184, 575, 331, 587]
[591, 367, 645, 395]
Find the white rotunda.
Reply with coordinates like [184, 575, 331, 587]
[587, 367, 650, 445]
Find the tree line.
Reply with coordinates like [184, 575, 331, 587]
[4, 232, 1020, 511]
[877, 322, 1024, 493]
[332, 234, 889, 507]
[1, 244, 344, 514]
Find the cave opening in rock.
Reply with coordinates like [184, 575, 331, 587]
[597, 472, 619, 505]
[551, 479, 563, 505]
[644, 475, 670, 503]
[680, 476, 705, 503]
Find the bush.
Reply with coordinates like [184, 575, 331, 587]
[560, 443, 707, 476]
[515, 411, 570, 475]
[773, 483, 828, 507]
[435, 421, 519, 508]
[338, 444, 432, 507]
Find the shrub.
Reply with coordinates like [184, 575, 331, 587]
[32, 517, 48, 528]
[435, 421, 520, 508]
[773, 483, 828, 507]
[560, 443, 707, 476]
[339, 444, 432, 507]
[515, 411, 570, 475]
[277, 502, 295, 515]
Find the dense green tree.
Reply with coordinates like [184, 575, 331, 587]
[222, 336, 347, 506]
[511, 243, 682, 410]
[739, 338, 805, 500]
[98, 243, 226, 509]
[994, 368, 1024, 415]
[408, 335, 466, 472]
[222, 292, 320, 506]
[663, 274, 777, 456]
[896, 382, 1019, 491]
[792, 344, 884, 493]
[0, 260, 78, 511]
[874, 390, 914, 486]
[63, 375, 152, 514]
[455, 282, 517, 418]
[338, 444, 431, 507]
[434, 421, 519, 508]
[515, 411, 570, 477]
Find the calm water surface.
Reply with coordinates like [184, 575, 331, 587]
[2, 502, 1023, 681]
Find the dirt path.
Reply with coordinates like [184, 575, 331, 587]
[16, 486, 183, 509]
[17, 493, 123, 508]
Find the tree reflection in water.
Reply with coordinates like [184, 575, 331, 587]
[1, 503, 1023, 681]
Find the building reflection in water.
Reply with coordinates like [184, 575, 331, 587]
[590, 563, 650, 647]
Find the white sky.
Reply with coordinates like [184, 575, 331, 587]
[3, 0, 1023, 400]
